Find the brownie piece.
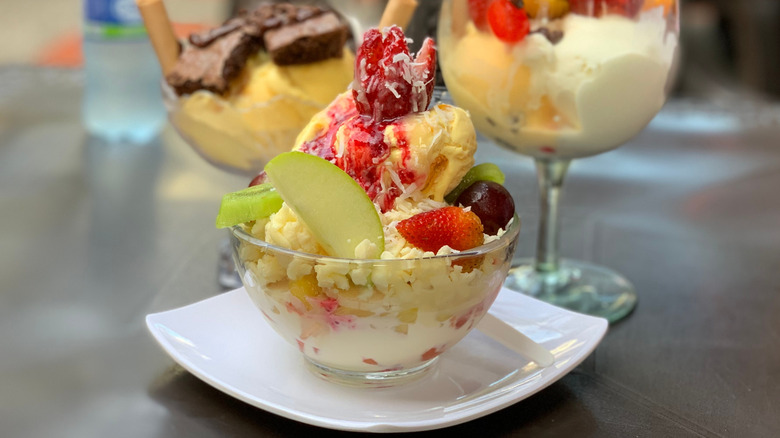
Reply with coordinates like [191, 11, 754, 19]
[246, 3, 324, 31]
[264, 12, 347, 66]
[167, 29, 261, 96]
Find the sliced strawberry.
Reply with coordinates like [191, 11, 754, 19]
[396, 207, 485, 253]
[352, 26, 436, 122]
[411, 37, 437, 113]
[352, 28, 385, 119]
[487, 0, 530, 44]
[468, 0, 494, 31]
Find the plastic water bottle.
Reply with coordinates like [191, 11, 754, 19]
[83, 0, 166, 143]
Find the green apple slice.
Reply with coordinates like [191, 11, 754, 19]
[215, 183, 283, 228]
[444, 163, 506, 204]
[264, 151, 384, 259]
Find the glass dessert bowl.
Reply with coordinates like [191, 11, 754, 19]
[160, 3, 355, 176]
[438, 0, 679, 322]
[213, 25, 524, 385]
[230, 215, 520, 386]
[162, 74, 339, 176]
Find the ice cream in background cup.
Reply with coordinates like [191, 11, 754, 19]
[162, 53, 354, 175]
[216, 24, 523, 386]
[438, 0, 679, 159]
[159, 3, 356, 175]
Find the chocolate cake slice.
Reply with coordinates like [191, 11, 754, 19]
[167, 28, 261, 96]
[264, 12, 347, 66]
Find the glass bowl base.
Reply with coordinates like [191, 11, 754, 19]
[304, 357, 439, 388]
[505, 258, 636, 324]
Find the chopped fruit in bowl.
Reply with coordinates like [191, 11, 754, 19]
[216, 26, 521, 387]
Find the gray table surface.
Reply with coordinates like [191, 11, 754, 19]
[1, 66, 779, 437]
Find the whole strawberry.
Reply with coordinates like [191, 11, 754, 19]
[396, 207, 485, 253]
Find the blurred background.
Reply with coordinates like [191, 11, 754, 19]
[4, 0, 780, 102]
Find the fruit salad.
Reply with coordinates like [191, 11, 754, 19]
[439, 0, 678, 159]
[217, 26, 521, 384]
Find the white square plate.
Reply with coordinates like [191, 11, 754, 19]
[146, 287, 607, 432]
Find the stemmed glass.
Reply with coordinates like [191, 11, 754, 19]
[438, 0, 679, 322]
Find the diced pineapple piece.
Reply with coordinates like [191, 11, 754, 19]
[397, 308, 418, 324]
[289, 274, 321, 310]
[436, 312, 453, 322]
[334, 306, 375, 317]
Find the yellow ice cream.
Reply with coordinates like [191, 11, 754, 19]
[170, 50, 354, 175]
[384, 103, 477, 201]
[293, 93, 477, 204]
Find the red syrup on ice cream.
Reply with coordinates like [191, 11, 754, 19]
[297, 26, 436, 212]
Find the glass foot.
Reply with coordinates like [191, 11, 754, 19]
[304, 357, 438, 388]
[505, 258, 636, 324]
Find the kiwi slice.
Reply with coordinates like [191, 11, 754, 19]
[215, 183, 284, 229]
[445, 163, 506, 204]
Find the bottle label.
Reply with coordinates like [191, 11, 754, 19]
[84, 0, 147, 39]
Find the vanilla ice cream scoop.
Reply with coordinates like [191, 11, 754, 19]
[169, 52, 354, 174]
[292, 92, 477, 211]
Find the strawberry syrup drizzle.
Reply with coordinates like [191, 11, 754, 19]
[298, 96, 416, 213]
[297, 95, 357, 162]
[297, 27, 435, 212]
[338, 116, 415, 212]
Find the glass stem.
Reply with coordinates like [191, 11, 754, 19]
[534, 158, 571, 274]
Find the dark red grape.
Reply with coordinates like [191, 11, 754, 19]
[248, 171, 267, 187]
[455, 181, 515, 235]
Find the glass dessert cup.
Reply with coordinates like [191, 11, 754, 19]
[229, 216, 520, 387]
[438, 0, 679, 323]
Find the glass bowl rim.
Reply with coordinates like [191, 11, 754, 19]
[230, 213, 520, 264]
